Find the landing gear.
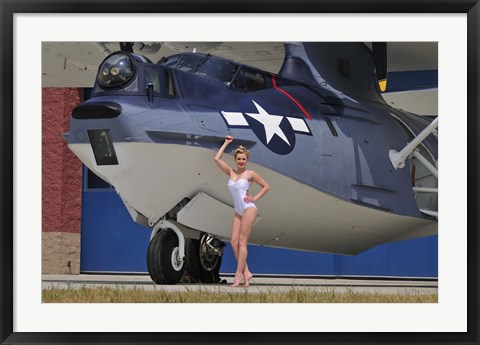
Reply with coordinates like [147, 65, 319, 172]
[185, 233, 225, 283]
[147, 228, 185, 284]
[146, 220, 225, 285]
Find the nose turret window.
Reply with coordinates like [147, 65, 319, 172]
[97, 52, 136, 89]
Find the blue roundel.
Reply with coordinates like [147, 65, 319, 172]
[238, 99, 297, 155]
[244, 114, 296, 155]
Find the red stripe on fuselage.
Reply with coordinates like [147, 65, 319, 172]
[271, 75, 312, 120]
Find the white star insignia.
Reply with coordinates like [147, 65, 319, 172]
[245, 101, 291, 146]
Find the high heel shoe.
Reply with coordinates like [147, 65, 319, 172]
[231, 274, 244, 288]
[244, 272, 253, 288]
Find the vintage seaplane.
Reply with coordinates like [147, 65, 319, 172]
[67, 42, 438, 284]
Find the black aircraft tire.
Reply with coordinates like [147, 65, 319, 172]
[185, 238, 201, 283]
[185, 238, 222, 284]
[147, 229, 185, 285]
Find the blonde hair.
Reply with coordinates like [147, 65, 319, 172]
[234, 145, 250, 158]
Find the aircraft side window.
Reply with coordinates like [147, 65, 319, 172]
[146, 67, 162, 94]
[243, 69, 266, 91]
[324, 117, 339, 137]
[166, 69, 176, 97]
[337, 59, 351, 80]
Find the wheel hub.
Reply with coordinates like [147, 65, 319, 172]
[171, 247, 183, 271]
[199, 234, 222, 271]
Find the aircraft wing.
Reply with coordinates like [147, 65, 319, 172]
[365, 42, 438, 116]
[42, 41, 437, 115]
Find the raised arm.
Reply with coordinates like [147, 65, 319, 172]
[214, 136, 234, 176]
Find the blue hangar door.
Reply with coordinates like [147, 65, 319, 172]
[80, 166, 438, 277]
[80, 167, 152, 273]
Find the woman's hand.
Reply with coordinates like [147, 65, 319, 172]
[246, 171, 270, 203]
[244, 192, 255, 203]
[214, 135, 234, 176]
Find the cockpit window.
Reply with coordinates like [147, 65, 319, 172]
[162, 54, 239, 85]
[196, 59, 238, 84]
[176, 55, 203, 72]
[232, 68, 266, 91]
[159, 55, 180, 67]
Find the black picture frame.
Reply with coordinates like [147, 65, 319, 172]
[1, 1, 479, 344]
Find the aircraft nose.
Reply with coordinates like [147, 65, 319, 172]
[72, 101, 122, 119]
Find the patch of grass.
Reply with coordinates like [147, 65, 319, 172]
[42, 286, 438, 303]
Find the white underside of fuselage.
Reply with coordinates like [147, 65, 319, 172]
[69, 142, 437, 255]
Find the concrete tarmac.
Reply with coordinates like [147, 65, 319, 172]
[42, 274, 438, 295]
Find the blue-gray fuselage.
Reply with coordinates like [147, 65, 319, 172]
[68, 43, 437, 255]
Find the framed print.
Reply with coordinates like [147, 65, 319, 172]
[1, 1, 479, 344]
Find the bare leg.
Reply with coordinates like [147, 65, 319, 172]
[235, 207, 257, 284]
[230, 213, 252, 279]
[230, 213, 241, 260]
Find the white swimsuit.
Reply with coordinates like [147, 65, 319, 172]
[227, 170, 257, 216]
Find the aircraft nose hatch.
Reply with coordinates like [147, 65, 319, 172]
[72, 102, 122, 119]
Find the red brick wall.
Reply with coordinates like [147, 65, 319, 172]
[42, 88, 83, 233]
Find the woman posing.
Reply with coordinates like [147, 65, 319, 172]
[214, 136, 270, 287]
